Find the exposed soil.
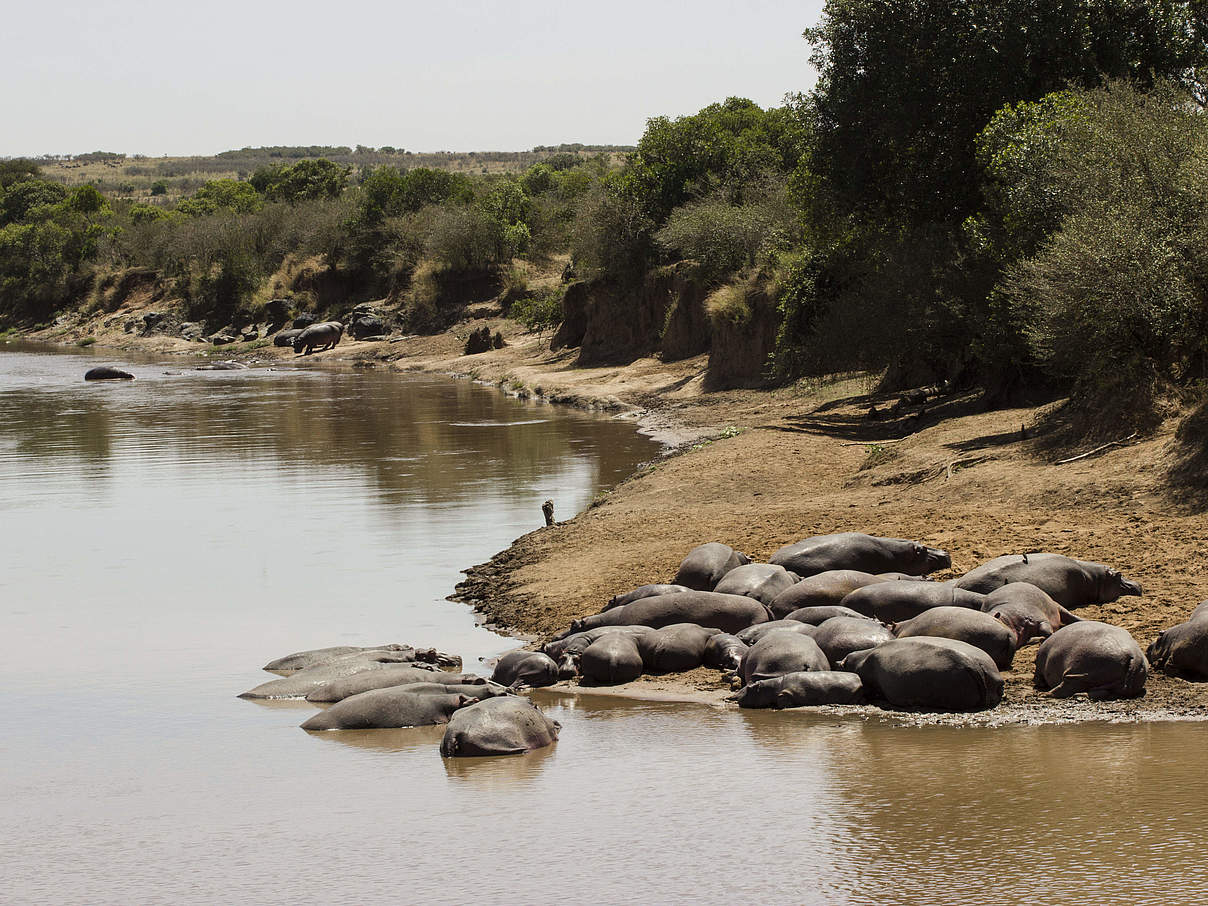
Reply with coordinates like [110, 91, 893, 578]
[26, 300, 1208, 725]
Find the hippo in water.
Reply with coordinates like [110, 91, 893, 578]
[840, 582, 985, 623]
[293, 321, 343, 355]
[263, 644, 415, 673]
[579, 633, 645, 685]
[301, 688, 472, 731]
[636, 623, 720, 674]
[490, 650, 561, 688]
[890, 606, 1018, 669]
[739, 630, 830, 684]
[714, 563, 801, 607]
[604, 584, 691, 611]
[674, 542, 751, 591]
[842, 637, 1004, 712]
[1147, 603, 1208, 681]
[980, 583, 1078, 646]
[84, 366, 134, 381]
[1034, 621, 1148, 699]
[440, 696, 561, 757]
[768, 570, 890, 618]
[730, 671, 866, 709]
[770, 533, 950, 580]
[954, 553, 1142, 610]
[566, 591, 771, 636]
[306, 667, 489, 703]
[239, 650, 431, 699]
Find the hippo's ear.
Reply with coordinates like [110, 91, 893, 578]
[456, 695, 472, 707]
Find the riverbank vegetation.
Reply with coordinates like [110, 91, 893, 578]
[3, 0, 1207, 439]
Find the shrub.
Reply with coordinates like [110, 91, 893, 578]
[425, 207, 505, 272]
[509, 289, 562, 331]
[655, 193, 792, 280]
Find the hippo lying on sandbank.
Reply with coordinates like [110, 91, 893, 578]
[840, 581, 985, 623]
[980, 583, 1078, 646]
[1034, 621, 1148, 699]
[713, 563, 801, 607]
[811, 616, 893, 665]
[579, 633, 645, 685]
[770, 533, 950, 579]
[954, 553, 1142, 609]
[605, 584, 690, 611]
[566, 591, 771, 636]
[842, 637, 1004, 712]
[768, 570, 890, 618]
[490, 650, 561, 688]
[1147, 602, 1208, 681]
[637, 623, 720, 673]
[703, 633, 749, 671]
[739, 630, 830, 685]
[674, 542, 750, 591]
[736, 619, 818, 647]
[730, 671, 866, 709]
[891, 606, 1018, 670]
[440, 697, 561, 757]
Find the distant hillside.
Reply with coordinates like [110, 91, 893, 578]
[33, 145, 633, 200]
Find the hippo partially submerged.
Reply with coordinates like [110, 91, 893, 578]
[239, 651, 431, 699]
[440, 696, 561, 757]
[84, 366, 134, 381]
[301, 688, 473, 731]
[306, 668, 491, 703]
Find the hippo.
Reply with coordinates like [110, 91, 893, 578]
[490, 650, 561, 688]
[840, 582, 985, 623]
[273, 328, 304, 347]
[674, 542, 751, 591]
[703, 633, 749, 671]
[782, 605, 874, 625]
[730, 671, 866, 709]
[770, 533, 950, 579]
[306, 667, 490, 703]
[736, 620, 819, 647]
[739, 630, 830, 684]
[604, 584, 690, 612]
[877, 572, 933, 581]
[768, 570, 890, 618]
[981, 583, 1078, 646]
[440, 696, 561, 757]
[543, 625, 654, 662]
[842, 637, 1004, 711]
[579, 633, 645, 685]
[239, 650, 431, 699]
[1147, 604, 1208, 681]
[195, 361, 247, 371]
[293, 321, 344, 355]
[1034, 621, 1148, 699]
[890, 606, 1018, 669]
[301, 689, 471, 731]
[636, 623, 720, 674]
[84, 366, 134, 381]
[954, 553, 1142, 609]
[567, 591, 771, 636]
[811, 616, 893, 665]
[264, 644, 413, 673]
[714, 563, 801, 606]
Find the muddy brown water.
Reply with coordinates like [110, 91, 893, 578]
[3, 342, 1207, 905]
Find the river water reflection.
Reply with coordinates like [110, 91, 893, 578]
[3, 343, 1206, 905]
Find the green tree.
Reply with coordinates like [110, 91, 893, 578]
[250, 158, 349, 203]
[177, 179, 262, 216]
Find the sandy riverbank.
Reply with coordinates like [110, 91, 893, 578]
[23, 307, 1208, 724]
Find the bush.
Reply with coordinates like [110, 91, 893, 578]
[655, 193, 792, 280]
[425, 207, 505, 272]
[509, 288, 562, 331]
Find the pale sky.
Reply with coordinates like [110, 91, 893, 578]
[1, 1, 826, 157]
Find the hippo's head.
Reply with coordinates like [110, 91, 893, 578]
[557, 652, 579, 680]
[1100, 567, 1143, 603]
[913, 543, 951, 574]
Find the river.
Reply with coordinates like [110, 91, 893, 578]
[3, 343, 1206, 905]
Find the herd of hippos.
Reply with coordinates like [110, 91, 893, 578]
[239, 531, 1208, 757]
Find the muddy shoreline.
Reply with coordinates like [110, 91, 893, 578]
[16, 314, 1208, 726]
